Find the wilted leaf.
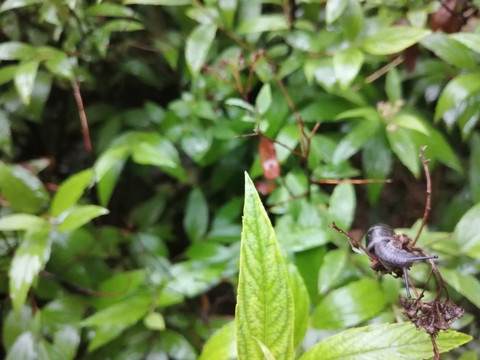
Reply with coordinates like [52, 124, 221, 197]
[259, 137, 280, 180]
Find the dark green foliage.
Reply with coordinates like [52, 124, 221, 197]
[0, 0, 479, 358]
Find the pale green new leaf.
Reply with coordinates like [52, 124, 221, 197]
[299, 322, 471, 360]
[199, 321, 236, 360]
[0, 214, 46, 231]
[362, 27, 431, 55]
[449, 33, 480, 54]
[50, 169, 95, 217]
[236, 173, 294, 360]
[185, 23, 217, 76]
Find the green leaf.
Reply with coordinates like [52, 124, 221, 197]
[253, 338, 276, 360]
[0, 214, 45, 231]
[225, 97, 255, 112]
[9, 225, 51, 313]
[449, 33, 480, 54]
[470, 133, 480, 204]
[311, 278, 387, 329]
[3, 307, 33, 351]
[287, 263, 310, 349]
[184, 188, 209, 242]
[5, 332, 36, 360]
[0, 162, 49, 214]
[185, 23, 217, 76]
[390, 113, 429, 135]
[332, 119, 381, 164]
[333, 48, 364, 88]
[386, 127, 420, 177]
[237, 14, 288, 34]
[256, 83, 272, 115]
[86, 3, 137, 17]
[50, 169, 94, 217]
[0, 110, 12, 156]
[441, 268, 480, 309]
[0, 42, 35, 60]
[434, 72, 480, 122]
[0, 0, 38, 12]
[385, 67, 402, 103]
[340, 0, 363, 41]
[299, 322, 472, 360]
[143, 312, 166, 331]
[326, 0, 348, 24]
[362, 133, 392, 203]
[57, 205, 109, 232]
[0, 64, 17, 86]
[408, 122, 462, 173]
[181, 129, 213, 164]
[131, 133, 186, 182]
[421, 33, 477, 70]
[124, 0, 190, 4]
[453, 203, 480, 258]
[94, 145, 129, 206]
[199, 321, 236, 360]
[328, 183, 356, 231]
[318, 248, 348, 295]
[83, 294, 152, 351]
[103, 19, 144, 32]
[362, 27, 431, 55]
[14, 61, 39, 105]
[236, 173, 294, 360]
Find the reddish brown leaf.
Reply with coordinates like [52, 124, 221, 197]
[430, 0, 463, 33]
[259, 137, 280, 180]
[255, 179, 276, 195]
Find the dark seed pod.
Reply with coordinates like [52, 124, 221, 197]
[366, 224, 438, 298]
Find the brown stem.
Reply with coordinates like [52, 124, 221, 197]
[413, 146, 431, 246]
[365, 55, 404, 84]
[430, 334, 441, 360]
[71, 78, 92, 153]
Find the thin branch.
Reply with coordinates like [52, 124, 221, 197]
[329, 222, 375, 260]
[71, 78, 92, 153]
[430, 334, 441, 360]
[365, 55, 404, 84]
[412, 146, 431, 246]
[314, 178, 393, 184]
